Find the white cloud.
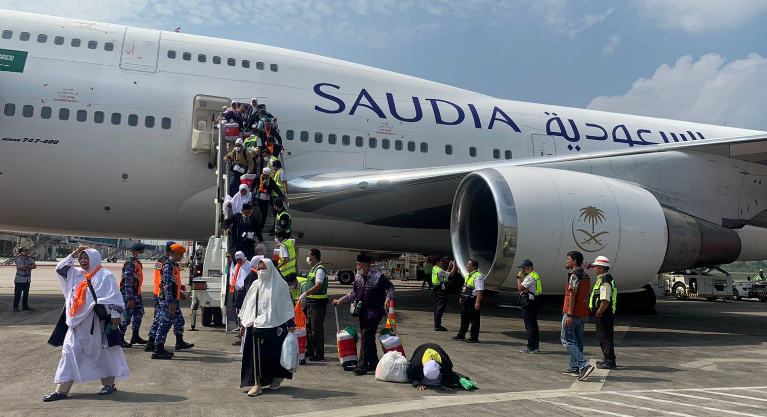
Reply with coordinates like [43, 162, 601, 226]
[533, 2, 614, 38]
[634, 0, 767, 33]
[587, 53, 767, 130]
[602, 34, 621, 55]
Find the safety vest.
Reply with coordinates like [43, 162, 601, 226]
[432, 265, 443, 285]
[243, 135, 258, 149]
[526, 271, 542, 295]
[154, 255, 168, 296]
[275, 210, 291, 234]
[258, 176, 269, 195]
[271, 168, 286, 197]
[465, 270, 482, 288]
[121, 257, 143, 295]
[307, 262, 328, 299]
[279, 239, 297, 276]
[589, 273, 617, 314]
[290, 276, 309, 302]
[159, 260, 181, 301]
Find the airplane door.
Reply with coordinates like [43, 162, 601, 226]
[531, 134, 557, 157]
[120, 27, 161, 72]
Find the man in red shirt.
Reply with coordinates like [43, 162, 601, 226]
[561, 251, 594, 381]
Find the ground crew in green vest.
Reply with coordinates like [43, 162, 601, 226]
[517, 259, 543, 353]
[452, 259, 484, 343]
[298, 248, 328, 361]
[272, 198, 291, 237]
[432, 257, 457, 331]
[590, 256, 617, 370]
[755, 269, 765, 281]
[422, 257, 434, 290]
[276, 232, 297, 281]
[287, 275, 310, 304]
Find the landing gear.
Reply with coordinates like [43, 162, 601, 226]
[617, 284, 657, 315]
[337, 271, 354, 285]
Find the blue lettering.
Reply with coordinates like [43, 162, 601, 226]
[386, 93, 423, 123]
[426, 99, 464, 126]
[489, 107, 521, 132]
[584, 123, 607, 141]
[612, 125, 636, 146]
[467, 104, 482, 129]
[350, 89, 387, 118]
[313, 83, 345, 114]
[545, 113, 579, 142]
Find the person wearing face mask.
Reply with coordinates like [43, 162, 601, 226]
[275, 231, 296, 282]
[223, 138, 254, 197]
[272, 199, 291, 237]
[333, 255, 395, 375]
[255, 167, 284, 231]
[298, 249, 328, 361]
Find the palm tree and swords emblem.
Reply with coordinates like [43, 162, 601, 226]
[572, 206, 610, 253]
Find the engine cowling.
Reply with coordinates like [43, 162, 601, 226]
[450, 167, 743, 293]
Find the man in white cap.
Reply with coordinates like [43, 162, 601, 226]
[224, 137, 254, 196]
[590, 256, 617, 370]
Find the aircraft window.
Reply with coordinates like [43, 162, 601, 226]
[41, 106, 52, 119]
[315, 132, 323, 143]
[128, 114, 139, 126]
[111, 112, 121, 125]
[505, 150, 512, 160]
[420, 142, 428, 153]
[3, 103, 15, 116]
[145, 116, 155, 128]
[408, 141, 416, 152]
[342, 135, 351, 146]
[213, 56, 221, 65]
[167, 50, 176, 59]
[88, 40, 98, 50]
[198, 54, 206, 63]
[242, 60, 250, 68]
[286, 130, 294, 140]
[161, 117, 171, 129]
[54, 36, 64, 45]
[355, 136, 364, 147]
[1, 30, 11, 40]
[227, 58, 236, 67]
[395, 140, 403, 151]
[256, 62, 264, 70]
[300, 131, 309, 142]
[183, 52, 191, 61]
[493, 149, 500, 159]
[76, 110, 87, 122]
[369, 137, 377, 148]
[469, 146, 477, 157]
[445, 144, 453, 155]
[37, 34, 48, 43]
[94, 111, 104, 123]
[71, 38, 81, 47]
[328, 134, 337, 145]
[22, 105, 34, 118]
[59, 108, 70, 121]
[104, 42, 114, 51]
[270, 64, 279, 72]
[382, 138, 390, 149]
[19, 32, 30, 41]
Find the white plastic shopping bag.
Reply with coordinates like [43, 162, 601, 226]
[280, 332, 300, 373]
[374, 351, 409, 382]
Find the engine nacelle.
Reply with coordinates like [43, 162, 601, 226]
[450, 167, 743, 293]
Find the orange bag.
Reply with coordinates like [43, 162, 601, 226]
[294, 303, 306, 329]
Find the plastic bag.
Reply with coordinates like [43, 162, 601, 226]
[294, 303, 306, 329]
[280, 332, 299, 373]
[374, 351, 409, 382]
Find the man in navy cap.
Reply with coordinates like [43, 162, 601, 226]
[517, 259, 543, 353]
[120, 242, 147, 347]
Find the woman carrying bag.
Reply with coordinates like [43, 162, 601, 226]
[239, 258, 296, 397]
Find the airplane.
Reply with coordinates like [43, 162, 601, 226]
[2, 9, 767, 312]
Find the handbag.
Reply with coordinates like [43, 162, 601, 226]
[103, 321, 123, 347]
[86, 279, 110, 321]
[460, 285, 474, 303]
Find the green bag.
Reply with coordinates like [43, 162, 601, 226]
[459, 377, 477, 391]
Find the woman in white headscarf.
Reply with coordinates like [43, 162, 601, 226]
[239, 258, 295, 397]
[224, 184, 253, 217]
[44, 247, 130, 402]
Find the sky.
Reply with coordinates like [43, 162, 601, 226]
[3, 0, 767, 130]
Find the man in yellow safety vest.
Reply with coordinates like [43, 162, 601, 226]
[298, 248, 329, 361]
[452, 259, 484, 343]
[432, 257, 457, 331]
[517, 259, 543, 353]
[590, 256, 617, 370]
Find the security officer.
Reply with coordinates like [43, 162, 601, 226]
[153, 244, 185, 359]
[120, 242, 147, 348]
[147, 242, 194, 353]
[452, 259, 484, 342]
[432, 257, 457, 331]
[590, 256, 617, 370]
[517, 259, 542, 353]
[299, 248, 329, 361]
[272, 198, 291, 237]
[145, 241, 175, 353]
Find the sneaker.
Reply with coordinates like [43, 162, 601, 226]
[99, 385, 117, 395]
[22, 307, 34, 311]
[562, 368, 580, 377]
[434, 327, 448, 332]
[519, 347, 536, 353]
[596, 362, 617, 370]
[43, 392, 68, 402]
[451, 335, 465, 341]
[465, 338, 479, 343]
[578, 364, 594, 381]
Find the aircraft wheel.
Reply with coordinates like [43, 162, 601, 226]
[733, 289, 741, 301]
[337, 271, 355, 285]
[673, 283, 688, 300]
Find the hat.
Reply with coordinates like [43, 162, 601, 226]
[170, 244, 186, 254]
[165, 241, 177, 250]
[357, 255, 372, 263]
[231, 101, 238, 107]
[242, 202, 253, 210]
[423, 360, 441, 380]
[235, 251, 246, 260]
[130, 242, 146, 252]
[262, 167, 272, 175]
[517, 259, 533, 268]
[235, 138, 244, 145]
[592, 256, 610, 267]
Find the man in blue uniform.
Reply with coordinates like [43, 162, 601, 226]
[120, 242, 147, 348]
[145, 241, 174, 353]
[152, 244, 193, 359]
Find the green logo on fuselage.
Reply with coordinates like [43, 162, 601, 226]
[0, 49, 28, 73]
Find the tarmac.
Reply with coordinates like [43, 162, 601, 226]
[1, 262, 767, 416]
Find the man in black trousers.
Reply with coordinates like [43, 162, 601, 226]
[590, 256, 617, 370]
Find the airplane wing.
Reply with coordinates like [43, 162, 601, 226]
[289, 133, 767, 227]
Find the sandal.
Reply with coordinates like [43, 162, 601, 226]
[98, 385, 117, 395]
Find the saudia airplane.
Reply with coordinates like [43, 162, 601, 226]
[1, 10, 766, 310]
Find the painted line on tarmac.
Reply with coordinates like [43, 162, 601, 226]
[702, 390, 767, 402]
[658, 391, 767, 411]
[538, 399, 634, 417]
[586, 396, 696, 417]
[609, 392, 764, 417]
[569, 360, 609, 392]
